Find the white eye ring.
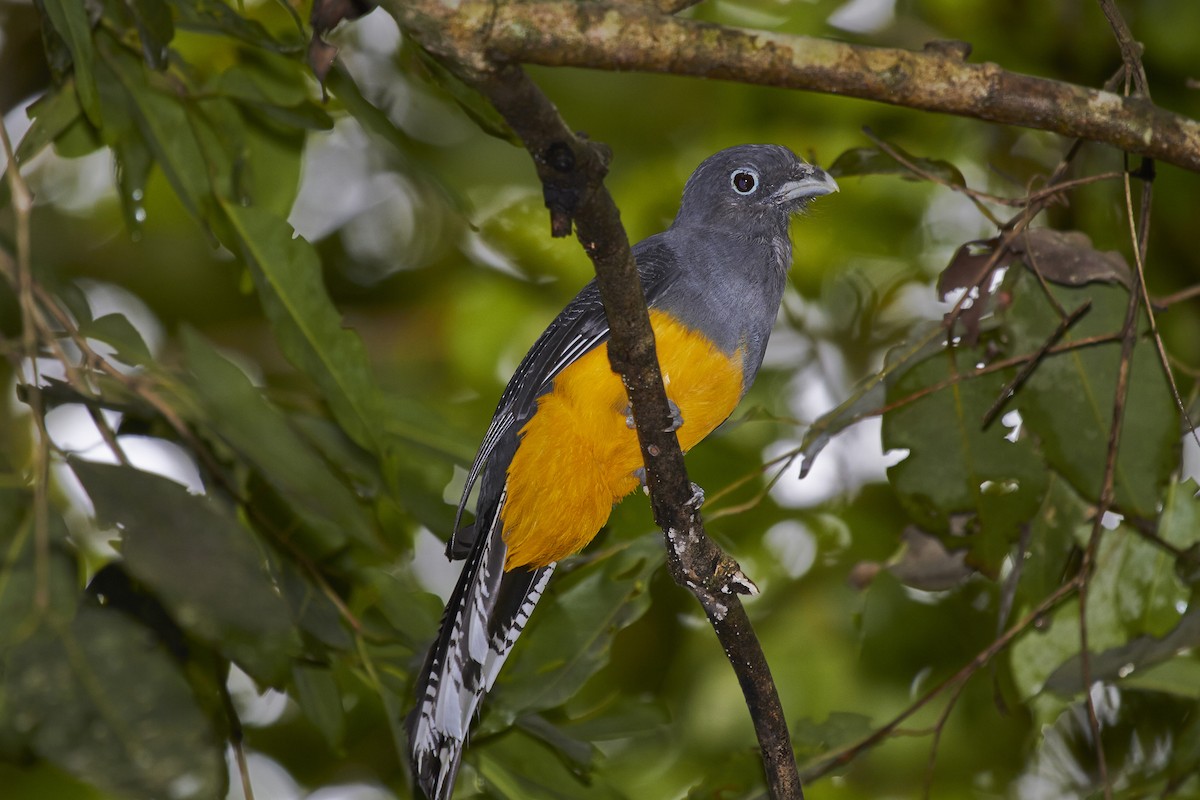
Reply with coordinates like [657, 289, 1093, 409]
[730, 168, 760, 195]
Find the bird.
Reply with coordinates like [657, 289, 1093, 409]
[406, 144, 838, 799]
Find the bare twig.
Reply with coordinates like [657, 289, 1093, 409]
[1154, 284, 1200, 308]
[981, 300, 1092, 428]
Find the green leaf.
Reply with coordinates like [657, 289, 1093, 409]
[882, 344, 1049, 572]
[97, 38, 215, 221]
[475, 729, 627, 800]
[1003, 268, 1178, 518]
[16, 85, 83, 164]
[792, 711, 875, 760]
[4, 605, 226, 799]
[0, 496, 77, 649]
[212, 53, 331, 132]
[1119, 655, 1200, 699]
[357, 568, 442, 650]
[1016, 518, 1189, 699]
[492, 537, 663, 717]
[798, 321, 944, 477]
[38, 0, 101, 125]
[128, 0, 174, 70]
[278, 559, 354, 651]
[1162, 478, 1200, 556]
[172, 0, 304, 52]
[1023, 690, 1200, 796]
[218, 202, 388, 453]
[180, 328, 377, 554]
[1090, 525, 1188, 639]
[827, 145, 966, 186]
[79, 312, 153, 365]
[1010, 596, 1084, 700]
[1013, 474, 1086, 612]
[69, 460, 301, 684]
[292, 664, 345, 748]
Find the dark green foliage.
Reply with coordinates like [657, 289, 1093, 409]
[1, 0, 1199, 798]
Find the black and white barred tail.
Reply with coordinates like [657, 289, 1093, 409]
[406, 490, 555, 799]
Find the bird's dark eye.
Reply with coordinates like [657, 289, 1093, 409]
[731, 169, 759, 195]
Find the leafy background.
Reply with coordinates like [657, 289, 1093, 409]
[1, 0, 1199, 798]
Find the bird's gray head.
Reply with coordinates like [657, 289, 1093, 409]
[673, 144, 838, 235]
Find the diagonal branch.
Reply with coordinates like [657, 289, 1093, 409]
[383, 20, 805, 796]
[396, 1, 1200, 174]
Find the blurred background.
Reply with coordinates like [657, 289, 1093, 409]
[2, 0, 1199, 797]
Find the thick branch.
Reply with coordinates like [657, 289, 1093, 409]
[401, 1, 1200, 174]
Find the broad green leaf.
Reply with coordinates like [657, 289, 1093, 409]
[1043, 587, 1200, 696]
[79, 312, 153, 365]
[112, 136, 154, 235]
[1087, 525, 1188, 640]
[883, 344, 1049, 572]
[16, 85, 83, 164]
[475, 729, 627, 800]
[180, 328, 377, 554]
[278, 559, 354, 651]
[172, 0, 305, 52]
[212, 53, 332, 132]
[128, 0, 174, 70]
[236, 107, 306, 217]
[827, 145, 967, 187]
[1015, 520, 1187, 699]
[1010, 595, 1086, 700]
[492, 537, 663, 717]
[292, 664, 345, 748]
[1020, 691, 1199, 797]
[218, 202, 385, 453]
[1161, 478, 1200, 557]
[356, 568, 442, 650]
[798, 321, 944, 478]
[1119, 656, 1200, 699]
[0, 495, 77, 649]
[97, 38, 214, 220]
[70, 460, 301, 684]
[685, 749, 764, 800]
[414, 50, 520, 146]
[516, 714, 596, 772]
[792, 711, 875, 760]
[4, 606, 226, 800]
[38, 0, 101, 125]
[1003, 268, 1178, 518]
[1013, 475, 1086, 613]
[561, 694, 669, 742]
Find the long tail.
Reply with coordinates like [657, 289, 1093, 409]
[407, 489, 555, 800]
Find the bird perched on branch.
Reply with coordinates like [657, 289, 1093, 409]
[407, 144, 838, 799]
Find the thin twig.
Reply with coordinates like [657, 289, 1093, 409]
[981, 300, 1092, 428]
[802, 576, 1081, 782]
[922, 679, 969, 800]
[1154, 284, 1200, 308]
[863, 127, 1005, 225]
[1, 118, 52, 612]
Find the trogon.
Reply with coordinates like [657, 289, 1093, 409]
[408, 144, 839, 799]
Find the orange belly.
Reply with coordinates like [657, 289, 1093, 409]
[500, 309, 744, 570]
